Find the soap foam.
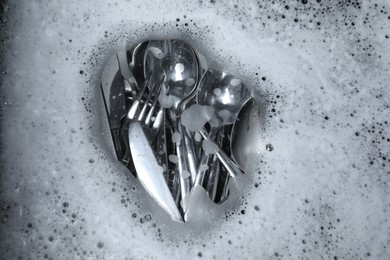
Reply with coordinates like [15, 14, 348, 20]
[0, 0, 390, 259]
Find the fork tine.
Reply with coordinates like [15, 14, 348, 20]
[137, 72, 164, 122]
[145, 75, 165, 125]
[152, 108, 164, 129]
[127, 73, 152, 120]
[137, 77, 158, 122]
[144, 98, 159, 125]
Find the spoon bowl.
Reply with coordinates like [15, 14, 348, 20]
[144, 40, 199, 110]
[197, 69, 251, 127]
[230, 98, 258, 170]
[194, 69, 251, 198]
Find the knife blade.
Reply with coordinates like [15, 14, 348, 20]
[128, 121, 183, 223]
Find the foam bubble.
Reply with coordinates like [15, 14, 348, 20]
[202, 139, 219, 155]
[174, 63, 185, 73]
[181, 104, 214, 132]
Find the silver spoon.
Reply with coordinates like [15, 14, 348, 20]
[230, 98, 259, 170]
[217, 98, 258, 203]
[195, 69, 251, 189]
[144, 39, 200, 213]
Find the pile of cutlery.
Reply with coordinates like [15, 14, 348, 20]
[101, 39, 254, 222]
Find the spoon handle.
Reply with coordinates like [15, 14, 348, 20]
[198, 128, 243, 179]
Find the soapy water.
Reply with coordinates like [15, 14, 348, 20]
[1, 0, 390, 259]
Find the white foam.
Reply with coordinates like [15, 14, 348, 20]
[202, 139, 219, 155]
[181, 104, 214, 132]
[171, 132, 181, 143]
[1, 0, 390, 259]
[168, 154, 178, 164]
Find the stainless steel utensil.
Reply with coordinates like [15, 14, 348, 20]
[121, 72, 165, 152]
[101, 39, 258, 223]
[100, 54, 128, 161]
[144, 39, 200, 212]
[230, 98, 258, 170]
[117, 41, 149, 94]
[128, 121, 183, 222]
[117, 50, 138, 94]
[197, 128, 242, 178]
[101, 42, 150, 162]
[195, 69, 251, 186]
[124, 72, 182, 222]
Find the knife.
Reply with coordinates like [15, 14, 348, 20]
[128, 121, 183, 223]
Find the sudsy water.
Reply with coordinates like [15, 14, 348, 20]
[0, 0, 389, 259]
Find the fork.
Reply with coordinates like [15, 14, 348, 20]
[120, 72, 165, 167]
[122, 72, 183, 222]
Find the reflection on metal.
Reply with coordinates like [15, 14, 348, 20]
[100, 39, 261, 222]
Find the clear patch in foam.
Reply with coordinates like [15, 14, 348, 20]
[99, 38, 263, 225]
